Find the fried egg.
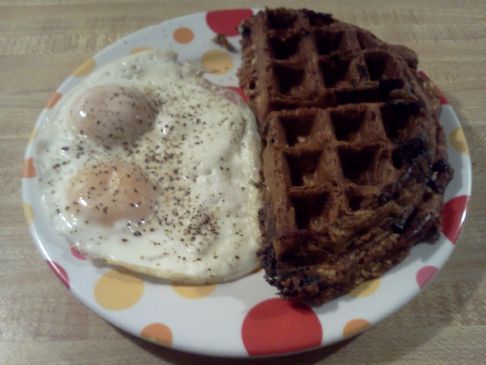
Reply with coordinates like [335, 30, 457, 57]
[35, 50, 262, 283]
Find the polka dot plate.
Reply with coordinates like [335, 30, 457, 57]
[22, 9, 472, 357]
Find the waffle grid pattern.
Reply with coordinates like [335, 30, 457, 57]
[246, 9, 426, 257]
[239, 8, 453, 302]
[265, 102, 421, 258]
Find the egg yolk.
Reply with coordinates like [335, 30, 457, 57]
[70, 85, 156, 146]
[67, 161, 156, 226]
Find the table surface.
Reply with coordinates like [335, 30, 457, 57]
[1, 0, 485, 364]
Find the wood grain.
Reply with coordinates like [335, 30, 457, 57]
[1, 1, 485, 364]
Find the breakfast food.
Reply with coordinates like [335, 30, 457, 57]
[35, 50, 262, 284]
[239, 8, 453, 303]
[213, 34, 237, 53]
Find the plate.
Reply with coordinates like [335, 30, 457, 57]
[22, 9, 472, 357]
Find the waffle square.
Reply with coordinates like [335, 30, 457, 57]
[239, 8, 453, 303]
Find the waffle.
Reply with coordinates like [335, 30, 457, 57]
[238, 8, 453, 303]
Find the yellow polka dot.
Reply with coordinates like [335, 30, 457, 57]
[94, 269, 144, 310]
[140, 323, 173, 346]
[173, 27, 194, 44]
[348, 279, 381, 298]
[23, 202, 34, 225]
[46, 92, 62, 109]
[130, 47, 152, 54]
[72, 58, 96, 77]
[343, 318, 370, 338]
[449, 127, 469, 154]
[201, 49, 233, 75]
[171, 283, 216, 299]
[29, 128, 37, 144]
[23, 158, 36, 178]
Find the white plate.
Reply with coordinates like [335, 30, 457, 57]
[22, 9, 472, 357]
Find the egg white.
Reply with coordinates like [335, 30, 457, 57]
[35, 50, 262, 283]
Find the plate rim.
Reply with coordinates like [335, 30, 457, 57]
[22, 9, 472, 358]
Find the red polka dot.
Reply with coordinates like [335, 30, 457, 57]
[225, 86, 249, 103]
[23, 158, 36, 178]
[46, 260, 70, 289]
[417, 71, 428, 80]
[70, 245, 86, 260]
[417, 71, 448, 104]
[241, 298, 322, 356]
[416, 265, 439, 288]
[46, 92, 62, 108]
[441, 195, 469, 244]
[206, 9, 253, 36]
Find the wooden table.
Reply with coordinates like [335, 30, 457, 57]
[1, 0, 485, 364]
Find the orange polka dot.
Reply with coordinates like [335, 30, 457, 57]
[173, 27, 194, 44]
[171, 283, 216, 299]
[140, 323, 173, 346]
[46, 92, 62, 109]
[23, 158, 36, 178]
[23, 202, 34, 225]
[449, 127, 469, 154]
[201, 49, 233, 74]
[29, 128, 37, 144]
[94, 269, 144, 310]
[343, 318, 370, 338]
[72, 58, 96, 77]
[130, 47, 152, 54]
[348, 279, 381, 298]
